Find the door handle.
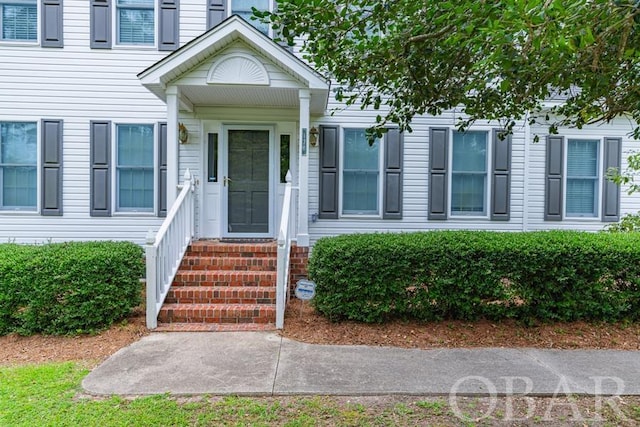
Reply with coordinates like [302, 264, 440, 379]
[224, 176, 233, 186]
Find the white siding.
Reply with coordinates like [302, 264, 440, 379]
[1, 1, 639, 246]
[0, 0, 211, 244]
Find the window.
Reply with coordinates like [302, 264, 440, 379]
[116, 124, 154, 211]
[116, 0, 154, 45]
[0, 122, 37, 210]
[451, 131, 488, 216]
[342, 129, 380, 215]
[0, 0, 37, 42]
[231, 0, 270, 34]
[280, 134, 290, 183]
[566, 139, 599, 217]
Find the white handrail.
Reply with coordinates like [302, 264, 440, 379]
[275, 170, 295, 329]
[145, 169, 196, 329]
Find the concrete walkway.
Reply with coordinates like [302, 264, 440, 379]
[82, 332, 640, 396]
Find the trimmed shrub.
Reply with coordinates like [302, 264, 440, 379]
[308, 231, 640, 323]
[0, 241, 144, 335]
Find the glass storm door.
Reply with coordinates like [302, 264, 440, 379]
[226, 129, 270, 234]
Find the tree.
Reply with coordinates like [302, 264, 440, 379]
[257, 0, 640, 140]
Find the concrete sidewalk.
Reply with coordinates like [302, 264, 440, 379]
[82, 332, 640, 396]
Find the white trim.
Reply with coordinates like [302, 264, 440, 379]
[523, 112, 531, 231]
[562, 136, 603, 220]
[221, 123, 276, 238]
[448, 128, 491, 219]
[338, 127, 383, 218]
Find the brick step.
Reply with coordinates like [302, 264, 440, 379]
[158, 303, 276, 324]
[173, 270, 276, 287]
[186, 241, 277, 258]
[165, 286, 276, 305]
[155, 323, 277, 332]
[179, 255, 277, 272]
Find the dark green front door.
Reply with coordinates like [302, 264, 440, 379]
[227, 130, 270, 234]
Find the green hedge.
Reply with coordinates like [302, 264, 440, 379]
[0, 241, 144, 335]
[308, 231, 640, 323]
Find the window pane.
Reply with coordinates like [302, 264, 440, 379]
[231, 0, 269, 34]
[451, 174, 486, 214]
[344, 129, 378, 170]
[566, 139, 598, 217]
[567, 139, 598, 177]
[117, 125, 153, 167]
[279, 134, 290, 183]
[566, 179, 597, 216]
[117, 124, 154, 211]
[342, 129, 379, 214]
[452, 131, 487, 172]
[117, 5, 154, 45]
[0, 122, 37, 209]
[208, 133, 218, 183]
[451, 131, 487, 215]
[1, 2, 37, 41]
[118, 168, 154, 209]
[117, 0, 154, 5]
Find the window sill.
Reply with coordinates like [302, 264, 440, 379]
[340, 214, 382, 220]
[449, 214, 490, 220]
[564, 216, 601, 221]
[113, 211, 156, 217]
[112, 44, 158, 51]
[0, 210, 39, 215]
[0, 40, 39, 47]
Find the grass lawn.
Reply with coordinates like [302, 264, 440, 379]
[2, 363, 640, 426]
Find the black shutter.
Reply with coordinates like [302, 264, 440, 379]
[41, 119, 63, 216]
[158, 122, 168, 217]
[90, 121, 111, 217]
[428, 128, 448, 220]
[319, 125, 339, 219]
[90, 0, 111, 49]
[206, 0, 226, 30]
[602, 137, 622, 222]
[491, 129, 511, 220]
[41, 0, 63, 48]
[545, 135, 564, 221]
[383, 127, 403, 219]
[159, 0, 179, 51]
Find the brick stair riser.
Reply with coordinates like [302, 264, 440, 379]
[179, 256, 276, 272]
[186, 244, 277, 258]
[165, 287, 276, 305]
[173, 271, 276, 287]
[158, 305, 275, 324]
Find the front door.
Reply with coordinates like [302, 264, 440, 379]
[225, 129, 271, 235]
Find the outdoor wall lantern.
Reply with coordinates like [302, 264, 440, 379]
[178, 123, 189, 144]
[309, 126, 319, 147]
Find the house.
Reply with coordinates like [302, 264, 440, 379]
[1, 1, 638, 330]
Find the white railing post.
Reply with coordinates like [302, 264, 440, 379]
[145, 229, 158, 329]
[276, 171, 294, 329]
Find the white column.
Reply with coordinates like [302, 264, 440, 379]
[166, 86, 179, 206]
[297, 89, 311, 247]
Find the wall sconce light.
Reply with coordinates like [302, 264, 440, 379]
[178, 122, 189, 144]
[309, 126, 319, 147]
